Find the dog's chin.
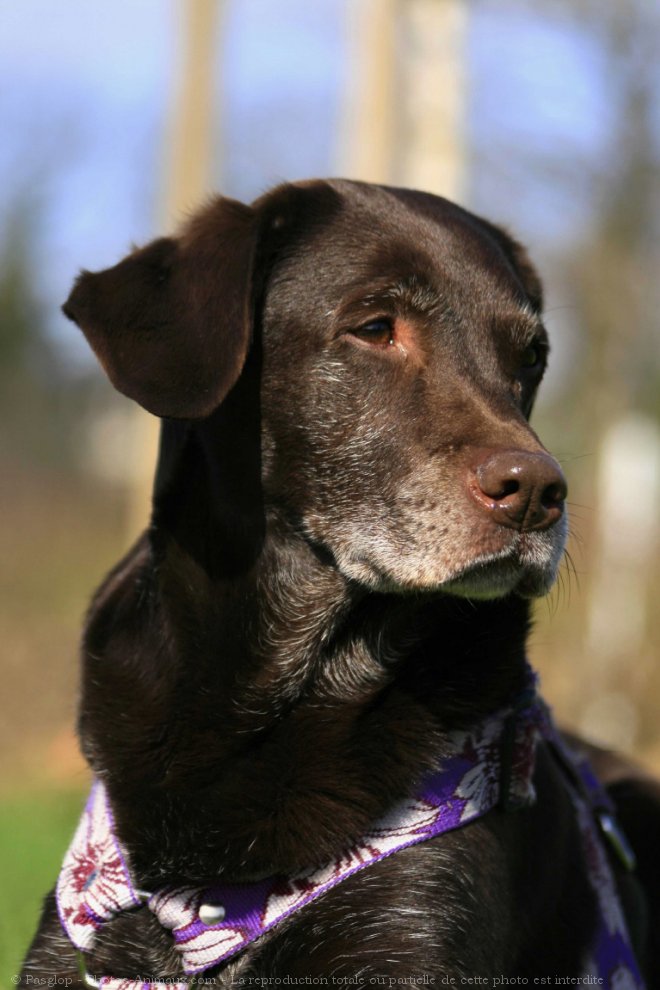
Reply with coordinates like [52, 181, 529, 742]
[336, 530, 564, 600]
[439, 555, 558, 600]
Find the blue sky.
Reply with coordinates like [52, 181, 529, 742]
[1, 0, 656, 379]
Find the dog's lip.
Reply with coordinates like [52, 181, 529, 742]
[440, 555, 521, 599]
[439, 531, 562, 599]
[344, 530, 561, 600]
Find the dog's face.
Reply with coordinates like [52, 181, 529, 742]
[63, 179, 567, 600]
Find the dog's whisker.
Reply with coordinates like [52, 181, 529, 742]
[556, 452, 596, 460]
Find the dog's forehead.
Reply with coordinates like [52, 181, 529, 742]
[269, 179, 528, 311]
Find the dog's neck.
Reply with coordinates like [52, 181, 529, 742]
[80, 411, 530, 885]
[150, 410, 530, 717]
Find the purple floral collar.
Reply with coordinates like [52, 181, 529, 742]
[56, 676, 645, 989]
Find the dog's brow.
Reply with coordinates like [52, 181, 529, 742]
[499, 312, 547, 348]
[346, 276, 440, 317]
[383, 275, 440, 314]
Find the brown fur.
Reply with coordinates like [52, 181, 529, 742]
[22, 180, 658, 985]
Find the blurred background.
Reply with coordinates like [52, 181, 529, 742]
[1, 0, 659, 976]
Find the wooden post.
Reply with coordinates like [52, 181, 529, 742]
[338, 0, 398, 184]
[338, 0, 467, 203]
[399, 0, 467, 201]
[162, 0, 222, 227]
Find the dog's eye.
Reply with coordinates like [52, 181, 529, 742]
[351, 319, 395, 347]
[520, 342, 544, 371]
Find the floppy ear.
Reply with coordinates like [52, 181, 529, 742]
[62, 197, 257, 418]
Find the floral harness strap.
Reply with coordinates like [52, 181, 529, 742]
[56, 673, 646, 990]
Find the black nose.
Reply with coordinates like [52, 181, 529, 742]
[470, 449, 567, 530]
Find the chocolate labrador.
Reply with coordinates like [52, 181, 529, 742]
[22, 180, 660, 987]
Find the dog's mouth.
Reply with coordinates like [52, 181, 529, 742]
[439, 529, 566, 600]
[337, 522, 567, 600]
[316, 503, 568, 600]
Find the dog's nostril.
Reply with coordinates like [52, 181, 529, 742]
[494, 478, 520, 500]
[541, 480, 567, 508]
[476, 465, 522, 503]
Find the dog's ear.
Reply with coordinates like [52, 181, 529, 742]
[62, 197, 258, 418]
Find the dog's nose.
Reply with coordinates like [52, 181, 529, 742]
[469, 449, 567, 530]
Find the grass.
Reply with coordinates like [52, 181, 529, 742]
[0, 788, 85, 982]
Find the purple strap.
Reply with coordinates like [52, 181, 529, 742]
[55, 680, 645, 989]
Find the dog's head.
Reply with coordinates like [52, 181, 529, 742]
[64, 179, 567, 599]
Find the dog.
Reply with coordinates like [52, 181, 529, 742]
[22, 180, 660, 987]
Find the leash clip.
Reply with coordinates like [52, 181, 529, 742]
[75, 890, 154, 988]
[76, 951, 100, 989]
[597, 809, 637, 872]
